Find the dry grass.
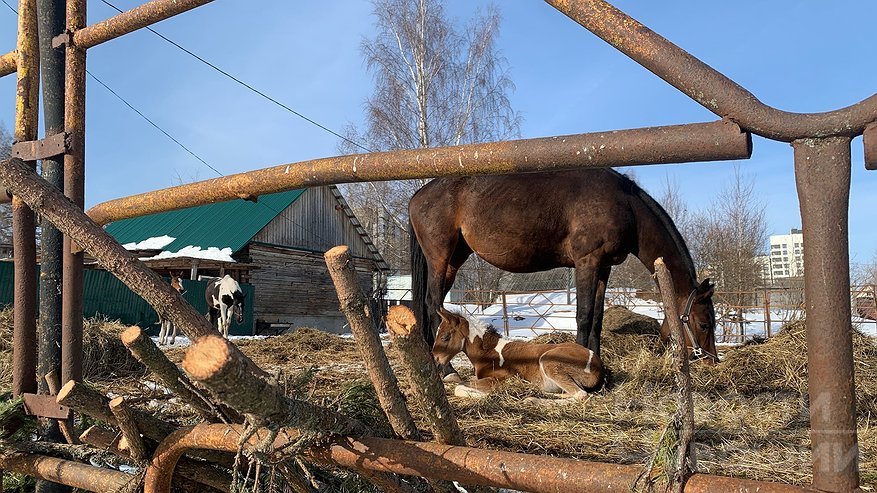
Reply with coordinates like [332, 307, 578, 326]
[209, 311, 876, 489]
[1, 306, 875, 489]
[0, 308, 146, 392]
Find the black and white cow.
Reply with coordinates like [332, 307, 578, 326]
[205, 275, 246, 337]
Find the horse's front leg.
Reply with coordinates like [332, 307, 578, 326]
[574, 261, 600, 355]
[219, 303, 230, 338]
[589, 266, 611, 356]
[169, 321, 176, 345]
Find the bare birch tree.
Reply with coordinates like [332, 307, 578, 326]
[688, 166, 767, 308]
[340, 0, 521, 278]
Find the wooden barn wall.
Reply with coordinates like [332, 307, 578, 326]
[246, 244, 375, 329]
[253, 186, 374, 259]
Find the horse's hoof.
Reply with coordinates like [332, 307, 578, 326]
[443, 372, 462, 383]
[454, 385, 486, 398]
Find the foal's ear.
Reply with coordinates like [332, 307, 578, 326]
[696, 278, 715, 300]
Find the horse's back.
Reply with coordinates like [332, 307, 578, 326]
[410, 170, 637, 271]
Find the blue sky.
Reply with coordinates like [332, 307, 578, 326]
[0, 1, 875, 264]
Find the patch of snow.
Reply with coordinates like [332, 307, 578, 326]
[152, 245, 236, 262]
[122, 235, 175, 250]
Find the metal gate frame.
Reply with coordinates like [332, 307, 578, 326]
[2, 0, 875, 491]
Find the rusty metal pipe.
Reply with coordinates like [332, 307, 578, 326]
[60, 0, 85, 386]
[865, 123, 877, 170]
[72, 0, 213, 49]
[544, 0, 877, 142]
[0, 49, 14, 77]
[87, 120, 751, 225]
[793, 137, 859, 491]
[11, 0, 40, 397]
[144, 424, 815, 493]
[0, 452, 132, 492]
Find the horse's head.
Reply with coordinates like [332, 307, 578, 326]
[170, 271, 186, 295]
[432, 309, 469, 365]
[663, 279, 719, 364]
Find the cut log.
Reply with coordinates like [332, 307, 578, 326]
[654, 258, 696, 493]
[120, 326, 229, 421]
[56, 381, 175, 441]
[183, 335, 366, 436]
[0, 451, 130, 492]
[324, 246, 420, 441]
[108, 397, 148, 462]
[386, 305, 465, 446]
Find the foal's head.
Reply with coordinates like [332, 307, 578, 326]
[170, 271, 185, 295]
[664, 278, 719, 363]
[432, 310, 475, 365]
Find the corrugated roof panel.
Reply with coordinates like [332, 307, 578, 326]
[106, 189, 305, 254]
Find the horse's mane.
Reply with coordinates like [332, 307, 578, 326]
[612, 170, 697, 283]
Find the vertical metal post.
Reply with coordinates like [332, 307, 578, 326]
[60, 0, 85, 386]
[764, 288, 771, 338]
[501, 293, 509, 336]
[36, 0, 68, 490]
[11, 0, 40, 397]
[793, 137, 859, 491]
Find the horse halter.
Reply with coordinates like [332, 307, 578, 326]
[679, 289, 718, 362]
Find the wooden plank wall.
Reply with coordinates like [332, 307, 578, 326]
[252, 186, 374, 259]
[247, 243, 375, 326]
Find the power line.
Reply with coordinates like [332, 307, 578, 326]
[0, 0, 16, 16]
[87, 70, 226, 177]
[98, 0, 374, 154]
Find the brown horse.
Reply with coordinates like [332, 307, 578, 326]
[433, 309, 604, 398]
[409, 168, 718, 362]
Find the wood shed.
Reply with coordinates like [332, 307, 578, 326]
[106, 185, 388, 334]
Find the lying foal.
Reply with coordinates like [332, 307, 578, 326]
[432, 310, 604, 399]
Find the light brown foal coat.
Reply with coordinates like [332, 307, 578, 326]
[433, 311, 604, 397]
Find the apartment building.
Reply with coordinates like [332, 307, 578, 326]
[768, 228, 804, 279]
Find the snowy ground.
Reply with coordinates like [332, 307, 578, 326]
[445, 288, 877, 343]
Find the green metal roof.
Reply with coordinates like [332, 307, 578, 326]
[105, 189, 306, 255]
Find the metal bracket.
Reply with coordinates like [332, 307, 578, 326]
[12, 132, 72, 161]
[21, 393, 71, 419]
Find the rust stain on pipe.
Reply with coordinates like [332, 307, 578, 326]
[144, 423, 816, 493]
[73, 0, 213, 49]
[544, 0, 877, 142]
[88, 120, 751, 225]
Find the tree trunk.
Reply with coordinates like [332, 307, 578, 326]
[108, 397, 148, 462]
[654, 258, 696, 493]
[385, 305, 465, 446]
[324, 246, 420, 440]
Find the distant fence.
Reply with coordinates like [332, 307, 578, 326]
[0, 261, 255, 336]
[386, 285, 877, 344]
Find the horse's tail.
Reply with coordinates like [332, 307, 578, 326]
[409, 219, 433, 346]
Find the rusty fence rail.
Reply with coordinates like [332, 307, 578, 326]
[386, 286, 877, 343]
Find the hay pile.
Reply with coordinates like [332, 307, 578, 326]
[0, 308, 145, 391]
[220, 310, 876, 488]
